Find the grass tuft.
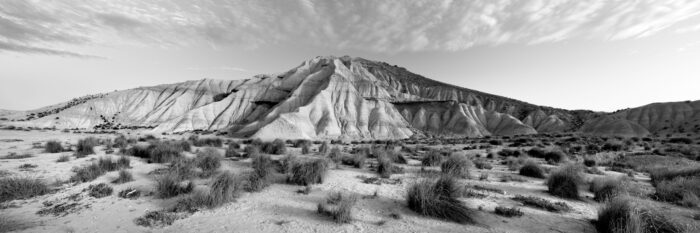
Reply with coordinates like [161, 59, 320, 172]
[406, 175, 474, 224]
[0, 176, 50, 202]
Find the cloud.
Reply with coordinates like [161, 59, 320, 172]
[1, 0, 699, 55]
[0, 41, 104, 59]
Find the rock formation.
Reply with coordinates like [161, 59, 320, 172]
[3, 56, 696, 139]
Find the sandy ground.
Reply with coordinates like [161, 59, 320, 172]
[0, 130, 696, 233]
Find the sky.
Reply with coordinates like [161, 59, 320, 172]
[1, 0, 699, 112]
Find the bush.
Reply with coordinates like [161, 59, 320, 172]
[56, 155, 70, 162]
[155, 175, 194, 198]
[288, 159, 328, 185]
[134, 210, 179, 227]
[546, 165, 583, 199]
[596, 197, 685, 233]
[494, 206, 523, 217]
[584, 159, 597, 167]
[328, 147, 342, 164]
[44, 140, 64, 153]
[512, 195, 571, 212]
[0, 177, 50, 202]
[87, 183, 113, 198]
[301, 143, 311, 154]
[244, 145, 260, 158]
[112, 169, 134, 184]
[377, 154, 393, 178]
[590, 177, 626, 202]
[147, 141, 183, 163]
[406, 175, 474, 224]
[498, 149, 521, 157]
[341, 154, 365, 168]
[196, 148, 221, 176]
[519, 161, 545, 178]
[544, 150, 567, 164]
[473, 160, 492, 170]
[247, 155, 274, 192]
[317, 192, 358, 223]
[70, 158, 126, 183]
[117, 156, 130, 168]
[422, 150, 443, 166]
[527, 147, 546, 158]
[179, 172, 242, 210]
[75, 137, 99, 157]
[440, 154, 472, 178]
[168, 157, 197, 181]
[191, 137, 223, 147]
[650, 167, 700, 186]
[319, 141, 330, 154]
[225, 144, 241, 158]
[261, 139, 286, 155]
[655, 177, 700, 207]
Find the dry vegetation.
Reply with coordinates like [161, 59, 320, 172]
[1, 131, 699, 232]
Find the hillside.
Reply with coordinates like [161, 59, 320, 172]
[2, 56, 696, 139]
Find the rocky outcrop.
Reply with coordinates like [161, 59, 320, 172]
[579, 116, 650, 137]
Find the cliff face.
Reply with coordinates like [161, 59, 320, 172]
[6, 55, 694, 139]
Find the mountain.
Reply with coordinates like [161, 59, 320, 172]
[1, 56, 695, 139]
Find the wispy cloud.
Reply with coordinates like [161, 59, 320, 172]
[0, 41, 104, 59]
[1, 0, 699, 56]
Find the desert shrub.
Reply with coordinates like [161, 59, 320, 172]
[244, 144, 260, 158]
[650, 167, 700, 186]
[113, 135, 129, 149]
[155, 175, 194, 198]
[422, 150, 443, 166]
[225, 144, 241, 158]
[544, 150, 567, 164]
[197, 172, 242, 208]
[440, 154, 472, 178]
[167, 158, 197, 181]
[126, 145, 150, 158]
[0, 176, 50, 202]
[147, 141, 183, 163]
[3, 152, 33, 159]
[56, 155, 70, 162]
[97, 157, 119, 171]
[177, 140, 191, 152]
[44, 140, 64, 153]
[328, 147, 342, 164]
[377, 154, 393, 178]
[319, 141, 330, 154]
[546, 164, 583, 199]
[317, 192, 358, 223]
[70, 162, 110, 183]
[341, 154, 365, 168]
[590, 177, 627, 202]
[18, 163, 37, 169]
[494, 206, 523, 217]
[87, 183, 113, 198]
[584, 158, 597, 167]
[406, 175, 474, 224]
[527, 147, 546, 158]
[134, 210, 179, 227]
[75, 137, 99, 157]
[519, 161, 545, 178]
[655, 177, 700, 207]
[382, 150, 407, 164]
[596, 197, 686, 233]
[196, 148, 222, 176]
[261, 139, 286, 155]
[512, 195, 571, 212]
[117, 156, 130, 168]
[301, 143, 311, 154]
[498, 149, 521, 157]
[191, 137, 223, 147]
[473, 159, 492, 170]
[602, 142, 624, 151]
[112, 169, 134, 184]
[118, 187, 141, 199]
[668, 137, 692, 144]
[288, 159, 328, 185]
[246, 155, 274, 192]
